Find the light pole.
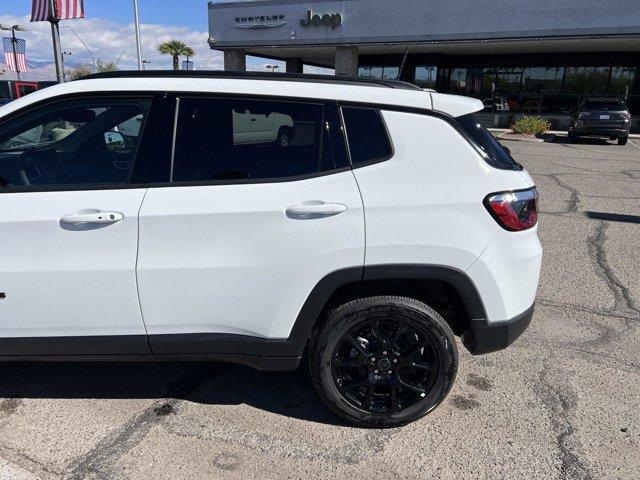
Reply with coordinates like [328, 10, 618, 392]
[133, 0, 143, 70]
[61, 25, 95, 73]
[266, 65, 279, 73]
[62, 51, 72, 81]
[142, 59, 151, 70]
[0, 24, 27, 81]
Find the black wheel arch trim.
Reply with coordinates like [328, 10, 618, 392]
[285, 264, 489, 355]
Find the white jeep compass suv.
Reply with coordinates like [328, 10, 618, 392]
[0, 72, 541, 427]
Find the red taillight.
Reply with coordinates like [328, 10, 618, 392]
[484, 187, 539, 231]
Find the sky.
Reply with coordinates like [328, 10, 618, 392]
[0, 0, 288, 80]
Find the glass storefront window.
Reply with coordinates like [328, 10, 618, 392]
[522, 67, 564, 94]
[450, 68, 467, 95]
[358, 65, 399, 80]
[415, 65, 438, 88]
[563, 67, 610, 94]
[609, 67, 636, 97]
[495, 71, 523, 95]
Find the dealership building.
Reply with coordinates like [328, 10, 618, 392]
[208, 0, 640, 130]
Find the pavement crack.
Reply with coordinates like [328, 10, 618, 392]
[533, 366, 592, 480]
[621, 169, 640, 179]
[537, 298, 639, 322]
[66, 365, 215, 480]
[587, 221, 640, 319]
[548, 174, 580, 213]
[0, 443, 65, 479]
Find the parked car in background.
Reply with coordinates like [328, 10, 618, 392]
[0, 98, 11, 107]
[0, 80, 39, 103]
[0, 71, 541, 427]
[568, 98, 631, 145]
[232, 108, 294, 146]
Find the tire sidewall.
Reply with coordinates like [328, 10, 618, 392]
[311, 298, 458, 427]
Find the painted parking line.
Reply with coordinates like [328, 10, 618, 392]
[628, 138, 640, 150]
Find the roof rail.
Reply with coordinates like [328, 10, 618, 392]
[80, 70, 423, 91]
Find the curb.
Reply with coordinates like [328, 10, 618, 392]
[488, 128, 640, 140]
[494, 132, 546, 143]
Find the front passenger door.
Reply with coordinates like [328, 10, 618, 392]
[0, 95, 156, 355]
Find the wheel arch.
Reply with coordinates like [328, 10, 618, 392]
[289, 265, 488, 355]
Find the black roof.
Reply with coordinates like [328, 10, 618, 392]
[81, 70, 423, 91]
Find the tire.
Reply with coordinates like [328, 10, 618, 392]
[309, 296, 458, 428]
[618, 136, 628, 146]
[275, 127, 291, 148]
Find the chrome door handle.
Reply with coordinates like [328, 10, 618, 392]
[60, 211, 124, 225]
[286, 202, 347, 217]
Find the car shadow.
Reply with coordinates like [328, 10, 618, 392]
[0, 361, 345, 426]
[585, 211, 640, 224]
[549, 134, 614, 145]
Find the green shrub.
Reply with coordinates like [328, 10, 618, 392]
[510, 116, 551, 135]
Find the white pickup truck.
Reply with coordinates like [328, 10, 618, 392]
[232, 109, 294, 146]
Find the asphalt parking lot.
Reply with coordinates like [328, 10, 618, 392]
[0, 136, 638, 480]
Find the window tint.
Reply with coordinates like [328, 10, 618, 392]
[172, 98, 340, 182]
[342, 107, 392, 165]
[456, 114, 520, 170]
[583, 100, 627, 111]
[0, 98, 150, 189]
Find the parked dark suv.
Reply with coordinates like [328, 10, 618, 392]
[568, 98, 631, 145]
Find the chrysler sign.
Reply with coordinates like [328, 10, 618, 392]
[234, 15, 287, 29]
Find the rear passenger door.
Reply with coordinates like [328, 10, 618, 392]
[137, 96, 364, 351]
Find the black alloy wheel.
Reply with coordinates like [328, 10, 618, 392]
[310, 296, 458, 428]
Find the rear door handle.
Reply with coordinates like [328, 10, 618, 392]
[286, 202, 347, 217]
[60, 211, 124, 225]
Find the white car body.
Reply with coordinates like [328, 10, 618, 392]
[232, 109, 293, 145]
[0, 73, 541, 364]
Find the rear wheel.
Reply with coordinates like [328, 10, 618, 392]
[275, 127, 291, 148]
[309, 296, 458, 428]
[618, 136, 628, 146]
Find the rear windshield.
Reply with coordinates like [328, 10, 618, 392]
[583, 100, 627, 111]
[456, 114, 520, 170]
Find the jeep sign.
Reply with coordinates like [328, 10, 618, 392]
[300, 9, 343, 28]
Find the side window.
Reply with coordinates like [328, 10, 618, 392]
[172, 97, 341, 183]
[0, 98, 150, 189]
[455, 114, 519, 170]
[342, 107, 392, 165]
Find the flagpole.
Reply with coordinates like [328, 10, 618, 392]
[10, 28, 21, 81]
[48, 0, 64, 83]
[133, 0, 143, 70]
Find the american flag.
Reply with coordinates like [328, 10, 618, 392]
[31, 0, 85, 22]
[2, 37, 28, 73]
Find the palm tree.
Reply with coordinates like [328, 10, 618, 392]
[158, 40, 195, 71]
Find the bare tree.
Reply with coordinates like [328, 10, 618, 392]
[66, 64, 92, 81]
[96, 60, 118, 72]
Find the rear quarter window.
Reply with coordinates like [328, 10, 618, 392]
[455, 113, 521, 170]
[342, 107, 392, 165]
